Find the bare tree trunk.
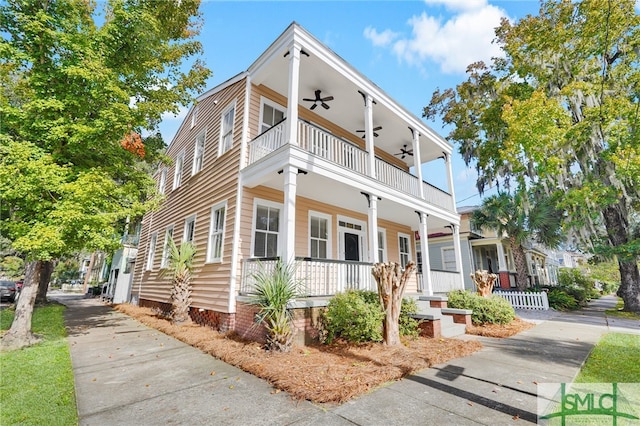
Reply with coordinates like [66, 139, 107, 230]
[471, 270, 497, 297]
[1, 260, 43, 351]
[510, 238, 529, 291]
[35, 260, 53, 305]
[372, 261, 416, 346]
[82, 253, 95, 294]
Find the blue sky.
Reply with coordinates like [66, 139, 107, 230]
[158, 0, 544, 206]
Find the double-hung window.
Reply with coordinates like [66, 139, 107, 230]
[192, 131, 206, 175]
[398, 233, 411, 268]
[220, 104, 235, 156]
[260, 100, 285, 133]
[309, 213, 330, 259]
[146, 233, 157, 270]
[442, 247, 457, 271]
[377, 229, 387, 262]
[173, 151, 185, 190]
[207, 203, 226, 262]
[183, 215, 196, 244]
[161, 226, 174, 268]
[253, 202, 280, 258]
[158, 168, 167, 195]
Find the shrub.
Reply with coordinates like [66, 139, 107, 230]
[321, 290, 419, 343]
[547, 288, 579, 310]
[447, 290, 515, 325]
[558, 268, 599, 304]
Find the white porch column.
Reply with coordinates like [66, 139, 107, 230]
[364, 93, 376, 178]
[419, 212, 433, 295]
[444, 153, 457, 206]
[366, 193, 379, 263]
[411, 129, 424, 199]
[282, 165, 297, 263]
[286, 43, 301, 146]
[496, 242, 507, 271]
[451, 223, 465, 289]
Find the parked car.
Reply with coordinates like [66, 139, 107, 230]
[0, 280, 17, 303]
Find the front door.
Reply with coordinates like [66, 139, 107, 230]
[344, 232, 360, 261]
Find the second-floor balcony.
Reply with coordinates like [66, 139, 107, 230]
[247, 119, 454, 211]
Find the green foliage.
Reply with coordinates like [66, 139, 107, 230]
[321, 291, 384, 344]
[547, 288, 579, 311]
[575, 333, 640, 383]
[558, 268, 600, 304]
[0, 255, 24, 279]
[52, 257, 81, 283]
[447, 290, 515, 325]
[249, 260, 302, 352]
[0, 304, 77, 425]
[321, 291, 420, 343]
[162, 239, 196, 324]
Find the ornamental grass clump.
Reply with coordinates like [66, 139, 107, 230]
[249, 260, 302, 352]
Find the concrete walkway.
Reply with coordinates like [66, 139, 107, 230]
[53, 294, 639, 425]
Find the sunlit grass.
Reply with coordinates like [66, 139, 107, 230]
[575, 332, 640, 383]
[0, 304, 78, 425]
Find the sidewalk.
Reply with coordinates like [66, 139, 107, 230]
[54, 294, 638, 425]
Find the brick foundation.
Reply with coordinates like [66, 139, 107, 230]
[418, 319, 441, 338]
[429, 300, 447, 309]
[139, 299, 234, 333]
[499, 271, 511, 290]
[450, 313, 472, 328]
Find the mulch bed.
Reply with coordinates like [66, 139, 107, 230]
[466, 317, 535, 338]
[114, 304, 484, 403]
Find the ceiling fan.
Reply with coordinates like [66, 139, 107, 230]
[356, 125, 382, 138]
[395, 145, 414, 159]
[303, 90, 334, 110]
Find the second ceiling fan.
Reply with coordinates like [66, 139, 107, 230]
[303, 89, 334, 110]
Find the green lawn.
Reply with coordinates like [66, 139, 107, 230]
[575, 332, 640, 383]
[0, 304, 78, 426]
[605, 298, 640, 320]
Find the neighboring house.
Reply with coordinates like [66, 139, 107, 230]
[131, 23, 463, 334]
[433, 206, 560, 291]
[103, 222, 140, 303]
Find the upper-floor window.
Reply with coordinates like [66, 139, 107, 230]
[309, 212, 330, 259]
[190, 105, 199, 129]
[219, 103, 235, 156]
[158, 167, 167, 195]
[260, 99, 285, 134]
[173, 151, 185, 190]
[161, 226, 174, 268]
[253, 201, 281, 257]
[207, 202, 226, 263]
[398, 233, 411, 268]
[183, 215, 196, 244]
[146, 232, 157, 271]
[192, 130, 206, 175]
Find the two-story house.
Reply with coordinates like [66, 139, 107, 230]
[131, 22, 464, 334]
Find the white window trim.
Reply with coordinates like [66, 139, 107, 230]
[172, 150, 185, 190]
[190, 105, 199, 129]
[218, 100, 237, 157]
[206, 201, 227, 263]
[308, 211, 332, 259]
[158, 167, 167, 195]
[337, 215, 368, 262]
[146, 232, 158, 271]
[377, 228, 387, 262]
[192, 129, 206, 176]
[441, 246, 457, 271]
[258, 97, 286, 134]
[251, 198, 283, 258]
[161, 225, 174, 268]
[183, 214, 196, 244]
[398, 232, 412, 268]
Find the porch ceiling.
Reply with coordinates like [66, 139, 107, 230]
[256, 171, 453, 231]
[249, 25, 450, 167]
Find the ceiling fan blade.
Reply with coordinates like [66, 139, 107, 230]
[373, 132, 379, 137]
[303, 98, 314, 102]
[314, 89, 322, 98]
[373, 126, 382, 131]
[321, 96, 334, 102]
[356, 129, 365, 133]
[321, 102, 330, 109]
[310, 103, 317, 110]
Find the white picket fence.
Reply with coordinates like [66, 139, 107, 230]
[494, 290, 549, 310]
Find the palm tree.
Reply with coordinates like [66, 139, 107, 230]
[472, 191, 563, 291]
[249, 259, 302, 352]
[162, 239, 196, 324]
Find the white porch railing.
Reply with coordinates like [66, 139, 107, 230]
[246, 119, 454, 211]
[430, 269, 464, 293]
[494, 290, 549, 310]
[240, 257, 376, 297]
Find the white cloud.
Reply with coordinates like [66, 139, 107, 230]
[363, 26, 399, 47]
[367, 1, 508, 75]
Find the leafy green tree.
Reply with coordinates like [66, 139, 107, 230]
[472, 192, 563, 290]
[0, 255, 24, 280]
[0, 0, 210, 349]
[425, 0, 640, 312]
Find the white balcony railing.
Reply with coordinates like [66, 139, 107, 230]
[247, 119, 454, 211]
[241, 257, 376, 297]
[430, 269, 464, 293]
